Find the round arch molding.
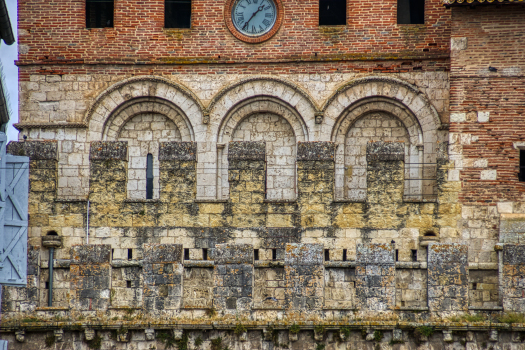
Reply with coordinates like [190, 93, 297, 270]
[102, 97, 195, 142]
[207, 76, 320, 142]
[323, 76, 442, 140]
[217, 96, 309, 144]
[85, 76, 205, 141]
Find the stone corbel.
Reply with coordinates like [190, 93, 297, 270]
[315, 112, 324, 124]
[54, 329, 64, 342]
[203, 111, 210, 124]
[145, 328, 155, 341]
[85, 329, 95, 341]
[15, 330, 25, 343]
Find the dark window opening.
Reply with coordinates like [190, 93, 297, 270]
[519, 149, 525, 181]
[47, 231, 58, 236]
[254, 249, 259, 261]
[342, 249, 347, 262]
[395, 249, 399, 262]
[86, 0, 114, 28]
[472, 282, 477, 290]
[127, 249, 133, 260]
[45, 282, 49, 289]
[112, 249, 114, 259]
[202, 248, 208, 261]
[165, 0, 191, 28]
[319, 0, 346, 26]
[324, 249, 330, 261]
[411, 249, 418, 262]
[272, 249, 277, 261]
[126, 281, 132, 288]
[397, 0, 424, 24]
[146, 153, 154, 200]
[184, 248, 190, 260]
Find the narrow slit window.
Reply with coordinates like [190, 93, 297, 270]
[324, 249, 330, 261]
[127, 249, 133, 260]
[319, 0, 347, 26]
[254, 249, 259, 261]
[397, 0, 425, 24]
[395, 249, 399, 262]
[165, 0, 192, 28]
[202, 248, 208, 261]
[86, 0, 114, 28]
[184, 248, 190, 260]
[520, 150, 525, 182]
[411, 249, 418, 262]
[342, 249, 347, 262]
[126, 281, 132, 288]
[146, 154, 154, 200]
[272, 249, 277, 261]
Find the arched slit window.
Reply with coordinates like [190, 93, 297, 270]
[146, 153, 154, 200]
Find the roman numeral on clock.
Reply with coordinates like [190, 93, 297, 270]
[263, 19, 270, 26]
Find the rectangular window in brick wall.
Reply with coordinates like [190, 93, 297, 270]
[519, 149, 525, 182]
[165, 0, 192, 28]
[319, 0, 346, 26]
[397, 0, 424, 24]
[86, 0, 114, 28]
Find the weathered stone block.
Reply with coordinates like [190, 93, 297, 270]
[7, 141, 58, 160]
[159, 142, 197, 161]
[427, 243, 468, 312]
[502, 244, 525, 311]
[297, 142, 335, 161]
[228, 141, 265, 161]
[366, 141, 404, 162]
[89, 141, 127, 160]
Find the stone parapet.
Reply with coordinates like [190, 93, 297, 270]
[355, 243, 396, 311]
[228, 141, 265, 161]
[297, 142, 335, 161]
[502, 244, 525, 311]
[427, 243, 468, 312]
[366, 141, 405, 162]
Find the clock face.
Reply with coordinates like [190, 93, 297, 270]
[231, 0, 277, 37]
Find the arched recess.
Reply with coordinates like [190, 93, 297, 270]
[326, 76, 441, 201]
[216, 97, 309, 201]
[208, 76, 319, 142]
[85, 75, 205, 141]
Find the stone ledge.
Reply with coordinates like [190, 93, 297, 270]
[111, 259, 143, 268]
[123, 199, 160, 204]
[7, 141, 58, 160]
[297, 142, 336, 161]
[183, 260, 214, 268]
[159, 142, 197, 161]
[228, 141, 265, 161]
[90, 141, 127, 160]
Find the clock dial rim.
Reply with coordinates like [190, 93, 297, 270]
[224, 0, 284, 44]
[231, 0, 277, 37]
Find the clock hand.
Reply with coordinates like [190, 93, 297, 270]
[242, 5, 265, 30]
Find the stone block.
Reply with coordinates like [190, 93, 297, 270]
[7, 141, 58, 160]
[296, 142, 335, 161]
[366, 141, 404, 162]
[159, 142, 197, 161]
[89, 141, 127, 160]
[228, 141, 265, 161]
[143, 244, 183, 264]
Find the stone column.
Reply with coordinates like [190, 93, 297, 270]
[143, 244, 184, 313]
[355, 243, 396, 311]
[502, 244, 525, 311]
[427, 243, 468, 312]
[70, 245, 111, 311]
[284, 243, 324, 311]
[158, 142, 197, 226]
[296, 142, 335, 228]
[213, 243, 254, 312]
[228, 141, 265, 227]
[89, 141, 128, 226]
[366, 141, 404, 228]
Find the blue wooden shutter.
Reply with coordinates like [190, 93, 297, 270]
[0, 133, 30, 286]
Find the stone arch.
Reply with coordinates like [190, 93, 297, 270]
[102, 97, 194, 142]
[322, 76, 441, 134]
[86, 75, 205, 141]
[208, 77, 319, 142]
[329, 91, 437, 201]
[218, 97, 308, 144]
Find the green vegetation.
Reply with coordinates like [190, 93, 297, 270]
[157, 331, 190, 350]
[415, 326, 434, 338]
[373, 330, 383, 342]
[210, 337, 223, 350]
[87, 335, 102, 350]
[289, 324, 301, 334]
[194, 336, 204, 347]
[234, 323, 247, 336]
[340, 326, 350, 339]
[45, 334, 55, 348]
[316, 343, 325, 350]
[497, 312, 525, 324]
[314, 325, 325, 335]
